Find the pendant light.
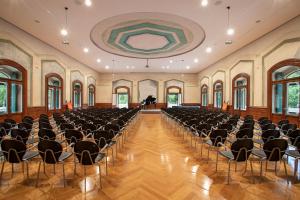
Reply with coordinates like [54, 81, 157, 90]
[226, 6, 235, 36]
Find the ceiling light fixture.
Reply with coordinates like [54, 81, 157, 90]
[96, 58, 101, 63]
[201, 0, 208, 7]
[194, 58, 199, 63]
[186, 65, 190, 69]
[126, 65, 129, 69]
[61, 7, 69, 45]
[83, 48, 89, 53]
[85, 0, 92, 7]
[162, 66, 165, 69]
[205, 47, 212, 53]
[105, 65, 109, 69]
[226, 6, 235, 36]
[166, 65, 170, 69]
[169, 60, 173, 64]
[145, 59, 150, 68]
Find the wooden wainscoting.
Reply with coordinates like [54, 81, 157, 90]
[95, 103, 113, 108]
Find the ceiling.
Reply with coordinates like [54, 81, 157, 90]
[0, 0, 299, 73]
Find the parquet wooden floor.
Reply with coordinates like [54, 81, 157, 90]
[0, 113, 300, 200]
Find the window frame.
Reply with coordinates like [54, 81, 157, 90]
[45, 73, 63, 112]
[201, 84, 208, 107]
[166, 86, 182, 108]
[232, 73, 250, 111]
[115, 86, 130, 108]
[268, 59, 300, 118]
[72, 80, 83, 109]
[0, 59, 27, 116]
[213, 80, 223, 109]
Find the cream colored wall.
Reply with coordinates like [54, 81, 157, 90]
[0, 18, 100, 107]
[98, 73, 199, 104]
[198, 16, 300, 107]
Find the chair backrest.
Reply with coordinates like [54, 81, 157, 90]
[261, 123, 276, 131]
[281, 123, 297, 134]
[39, 122, 52, 130]
[236, 128, 253, 139]
[18, 122, 32, 132]
[74, 141, 100, 165]
[4, 119, 16, 126]
[231, 138, 254, 161]
[209, 129, 227, 147]
[1, 139, 26, 163]
[263, 139, 288, 161]
[38, 129, 56, 140]
[93, 130, 110, 148]
[38, 140, 62, 164]
[287, 129, 300, 146]
[261, 129, 280, 143]
[60, 123, 75, 131]
[65, 129, 83, 145]
[10, 128, 30, 144]
[218, 123, 233, 132]
[240, 123, 254, 131]
[258, 117, 268, 123]
[22, 118, 33, 125]
[0, 122, 11, 132]
[278, 119, 289, 128]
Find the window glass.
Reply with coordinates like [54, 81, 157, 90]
[11, 83, 22, 113]
[117, 93, 128, 108]
[272, 84, 283, 114]
[48, 76, 61, 87]
[0, 82, 8, 114]
[286, 82, 299, 115]
[272, 65, 300, 81]
[167, 93, 179, 108]
[48, 87, 55, 110]
[0, 65, 22, 81]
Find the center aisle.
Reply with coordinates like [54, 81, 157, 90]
[102, 113, 211, 200]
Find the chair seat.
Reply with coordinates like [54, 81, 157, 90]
[205, 140, 212, 146]
[95, 152, 106, 162]
[59, 151, 73, 162]
[108, 141, 117, 147]
[27, 137, 38, 145]
[285, 150, 300, 158]
[23, 151, 39, 160]
[227, 137, 236, 144]
[219, 150, 234, 160]
[252, 148, 266, 158]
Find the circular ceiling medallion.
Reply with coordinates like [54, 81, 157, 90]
[90, 12, 206, 59]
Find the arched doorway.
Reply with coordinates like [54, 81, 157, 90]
[166, 86, 182, 108]
[115, 86, 130, 108]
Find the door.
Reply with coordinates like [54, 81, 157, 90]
[167, 93, 179, 108]
[117, 93, 128, 108]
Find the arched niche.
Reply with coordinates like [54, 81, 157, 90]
[164, 79, 184, 103]
[138, 79, 158, 102]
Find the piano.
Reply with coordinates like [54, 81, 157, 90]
[141, 95, 157, 109]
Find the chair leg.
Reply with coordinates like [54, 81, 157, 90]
[227, 161, 231, 184]
[216, 151, 219, 172]
[260, 161, 263, 182]
[250, 160, 254, 184]
[0, 161, 5, 185]
[105, 155, 108, 176]
[98, 164, 102, 189]
[36, 161, 41, 187]
[26, 162, 29, 178]
[62, 163, 66, 188]
[283, 160, 289, 184]
[11, 163, 14, 178]
[294, 159, 298, 183]
[84, 166, 87, 193]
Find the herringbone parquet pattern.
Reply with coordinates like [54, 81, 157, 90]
[0, 114, 300, 200]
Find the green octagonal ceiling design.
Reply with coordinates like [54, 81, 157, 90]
[90, 12, 206, 58]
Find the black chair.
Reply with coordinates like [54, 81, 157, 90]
[278, 120, 289, 129]
[64, 129, 83, 146]
[74, 141, 106, 192]
[252, 139, 288, 183]
[4, 119, 16, 127]
[36, 140, 72, 187]
[228, 128, 253, 143]
[281, 124, 297, 135]
[217, 138, 254, 184]
[253, 129, 281, 146]
[285, 140, 300, 182]
[203, 129, 228, 160]
[94, 130, 116, 166]
[261, 123, 276, 132]
[0, 122, 11, 135]
[10, 128, 30, 145]
[0, 139, 39, 182]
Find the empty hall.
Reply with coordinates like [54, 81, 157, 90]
[0, 0, 300, 199]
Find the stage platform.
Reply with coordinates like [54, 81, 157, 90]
[141, 109, 161, 114]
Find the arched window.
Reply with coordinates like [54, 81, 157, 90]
[72, 81, 82, 109]
[201, 84, 208, 107]
[232, 74, 250, 111]
[46, 73, 63, 111]
[88, 84, 95, 107]
[269, 59, 300, 117]
[0, 59, 26, 115]
[213, 81, 223, 109]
